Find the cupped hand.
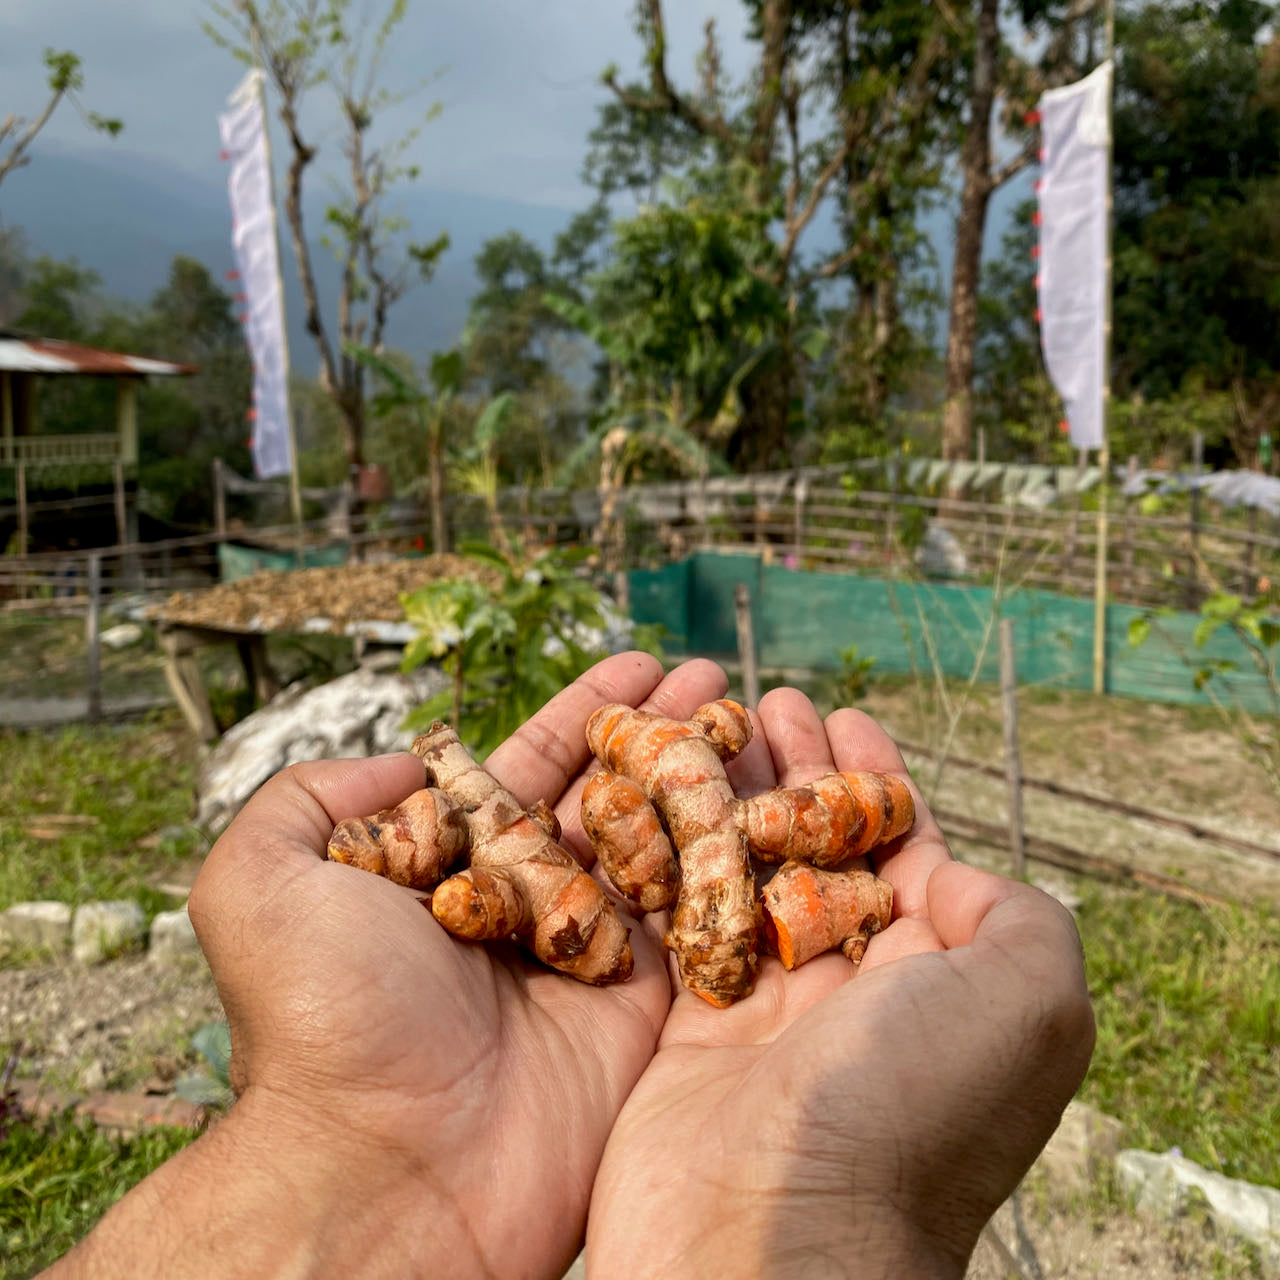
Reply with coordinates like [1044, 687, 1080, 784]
[587, 688, 1096, 1279]
[186, 652, 729, 1280]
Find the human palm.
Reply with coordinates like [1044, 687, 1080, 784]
[188, 651, 715, 1280]
[587, 690, 1095, 1278]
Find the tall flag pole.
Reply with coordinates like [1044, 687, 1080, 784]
[217, 65, 304, 542]
[1035, 2, 1115, 692]
[1093, 0, 1116, 696]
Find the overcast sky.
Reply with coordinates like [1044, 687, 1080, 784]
[2, 0, 751, 210]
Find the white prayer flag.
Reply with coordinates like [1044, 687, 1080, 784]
[218, 70, 293, 480]
[1037, 61, 1111, 452]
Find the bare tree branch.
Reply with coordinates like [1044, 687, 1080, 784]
[603, 0, 736, 148]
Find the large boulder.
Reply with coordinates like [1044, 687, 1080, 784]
[194, 662, 448, 835]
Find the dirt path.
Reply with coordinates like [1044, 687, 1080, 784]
[1, 955, 223, 1094]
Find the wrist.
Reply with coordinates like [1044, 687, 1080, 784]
[595, 1181, 964, 1280]
[46, 1086, 484, 1280]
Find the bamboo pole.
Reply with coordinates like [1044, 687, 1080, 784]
[213, 456, 228, 538]
[1092, 0, 1116, 696]
[999, 618, 1026, 879]
[16, 460, 27, 565]
[245, 46, 304, 564]
[113, 458, 127, 547]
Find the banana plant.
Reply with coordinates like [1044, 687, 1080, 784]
[345, 342, 463, 553]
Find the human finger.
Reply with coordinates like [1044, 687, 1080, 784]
[483, 651, 665, 810]
[756, 687, 836, 788]
[724, 707, 777, 798]
[825, 707, 951, 919]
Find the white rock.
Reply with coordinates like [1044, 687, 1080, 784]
[194, 664, 448, 834]
[0, 900, 72, 951]
[100, 622, 144, 650]
[149, 905, 202, 964]
[72, 900, 146, 964]
[1117, 1147, 1280, 1268]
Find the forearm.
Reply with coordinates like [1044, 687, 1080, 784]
[44, 1088, 479, 1280]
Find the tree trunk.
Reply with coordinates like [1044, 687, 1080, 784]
[942, 0, 999, 464]
[428, 412, 447, 554]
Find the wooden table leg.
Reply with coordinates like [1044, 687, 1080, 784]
[236, 635, 280, 706]
[159, 628, 219, 742]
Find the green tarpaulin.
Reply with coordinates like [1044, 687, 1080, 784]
[217, 541, 349, 582]
[628, 550, 1275, 714]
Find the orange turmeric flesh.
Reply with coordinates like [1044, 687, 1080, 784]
[759, 861, 893, 970]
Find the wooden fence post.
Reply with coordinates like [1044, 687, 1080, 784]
[16, 459, 27, 557]
[1187, 430, 1204, 609]
[792, 471, 807, 561]
[999, 618, 1026, 881]
[213, 457, 227, 538]
[734, 582, 760, 709]
[1241, 504, 1259, 596]
[86, 552, 103, 724]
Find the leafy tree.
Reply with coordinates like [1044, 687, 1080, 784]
[205, 0, 450, 481]
[0, 49, 121, 188]
[941, 0, 1100, 462]
[461, 232, 581, 485]
[973, 201, 1072, 462]
[1112, 0, 1280, 465]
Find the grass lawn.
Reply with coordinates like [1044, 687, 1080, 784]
[0, 1113, 196, 1279]
[0, 712, 204, 924]
[1078, 884, 1280, 1191]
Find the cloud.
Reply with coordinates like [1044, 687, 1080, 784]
[2, 0, 750, 211]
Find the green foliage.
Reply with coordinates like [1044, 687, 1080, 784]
[400, 543, 618, 757]
[835, 644, 877, 704]
[0, 1111, 193, 1277]
[0, 245, 253, 527]
[1112, 0, 1280, 439]
[174, 1022, 234, 1111]
[1079, 883, 1280, 1190]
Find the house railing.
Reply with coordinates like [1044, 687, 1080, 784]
[0, 433, 122, 468]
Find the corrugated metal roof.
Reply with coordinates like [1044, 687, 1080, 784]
[0, 332, 196, 377]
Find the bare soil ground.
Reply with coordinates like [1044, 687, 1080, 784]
[1, 955, 222, 1095]
[967, 1179, 1265, 1279]
[846, 676, 1280, 910]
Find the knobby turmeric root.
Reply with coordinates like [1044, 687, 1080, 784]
[328, 787, 468, 889]
[325, 722, 633, 986]
[584, 698, 912, 1006]
[325, 700, 912, 1006]
[588, 700, 758, 1007]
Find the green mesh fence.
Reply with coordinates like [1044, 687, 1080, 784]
[628, 550, 1276, 714]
